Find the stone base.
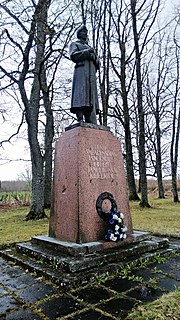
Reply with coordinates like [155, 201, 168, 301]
[49, 123, 132, 243]
[12, 232, 170, 274]
[31, 231, 150, 256]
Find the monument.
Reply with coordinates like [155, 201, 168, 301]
[48, 25, 133, 253]
[30, 25, 155, 258]
[49, 122, 133, 248]
[3, 25, 169, 280]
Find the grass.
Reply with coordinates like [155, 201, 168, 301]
[126, 287, 180, 320]
[130, 197, 180, 237]
[0, 196, 179, 245]
[0, 206, 49, 247]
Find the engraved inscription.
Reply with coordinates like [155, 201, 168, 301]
[87, 145, 116, 179]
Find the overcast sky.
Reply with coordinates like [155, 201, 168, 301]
[0, 0, 179, 182]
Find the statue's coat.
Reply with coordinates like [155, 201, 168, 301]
[69, 40, 99, 115]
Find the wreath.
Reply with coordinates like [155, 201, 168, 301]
[96, 192, 127, 242]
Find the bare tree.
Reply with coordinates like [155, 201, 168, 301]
[144, 29, 173, 198]
[0, 0, 74, 219]
[130, 0, 161, 207]
[170, 26, 180, 202]
[108, 0, 139, 200]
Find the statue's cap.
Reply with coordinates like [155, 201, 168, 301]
[77, 25, 88, 37]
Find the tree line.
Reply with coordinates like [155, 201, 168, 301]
[0, 0, 179, 220]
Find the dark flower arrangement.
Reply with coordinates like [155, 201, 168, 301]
[96, 192, 128, 242]
[104, 207, 127, 242]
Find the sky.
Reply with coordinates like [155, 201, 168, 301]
[0, 0, 179, 182]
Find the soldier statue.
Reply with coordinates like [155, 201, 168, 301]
[69, 25, 100, 124]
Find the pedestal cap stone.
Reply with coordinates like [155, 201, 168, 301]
[49, 124, 133, 243]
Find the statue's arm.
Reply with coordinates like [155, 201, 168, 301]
[69, 42, 91, 63]
[69, 42, 100, 71]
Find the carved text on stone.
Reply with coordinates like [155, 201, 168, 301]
[87, 145, 116, 179]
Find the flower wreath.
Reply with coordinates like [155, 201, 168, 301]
[104, 207, 127, 242]
[96, 192, 127, 242]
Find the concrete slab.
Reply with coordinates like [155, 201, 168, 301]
[70, 309, 114, 319]
[16, 282, 60, 304]
[103, 277, 138, 293]
[0, 295, 20, 313]
[5, 309, 41, 320]
[155, 277, 180, 292]
[2, 273, 37, 291]
[37, 295, 84, 319]
[126, 285, 163, 302]
[98, 297, 137, 319]
[65, 121, 110, 132]
[72, 285, 111, 304]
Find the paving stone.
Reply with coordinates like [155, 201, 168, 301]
[2, 273, 37, 291]
[38, 295, 84, 319]
[103, 277, 138, 293]
[0, 264, 23, 281]
[17, 282, 60, 303]
[0, 287, 8, 295]
[0, 295, 21, 313]
[156, 277, 180, 292]
[72, 286, 111, 304]
[171, 270, 180, 280]
[164, 257, 180, 271]
[149, 262, 176, 274]
[5, 308, 41, 320]
[126, 285, 163, 302]
[98, 297, 137, 318]
[132, 268, 163, 281]
[69, 309, 114, 319]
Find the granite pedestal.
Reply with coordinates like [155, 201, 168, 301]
[49, 123, 133, 247]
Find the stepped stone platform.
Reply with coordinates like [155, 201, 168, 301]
[31, 230, 150, 256]
[0, 232, 172, 288]
[0, 239, 179, 319]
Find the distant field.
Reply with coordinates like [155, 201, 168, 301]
[0, 191, 31, 206]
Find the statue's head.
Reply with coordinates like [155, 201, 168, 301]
[77, 25, 88, 40]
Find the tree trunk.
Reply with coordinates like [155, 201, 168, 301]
[125, 126, 140, 201]
[25, 0, 50, 219]
[155, 111, 165, 198]
[131, 0, 150, 207]
[44, 92, 54, 209]
[26, 151, 45, 220]
[171, 106, 180, 202]
[120, 41, 140, 201]
[40, 60, 54, 208]
[170, 39, 180, 203]
[98, 0, 111, 126]
[25, 79, 46, 219]
[154, 36, 165, 199]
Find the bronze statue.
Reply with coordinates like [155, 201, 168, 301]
[69, 25, 99, 124]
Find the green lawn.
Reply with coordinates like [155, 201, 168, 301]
[0, 197, 179, 246]
[126, 287, 180, 320]
[130, 197, 180, 237]
[0, 206, 49, 247]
